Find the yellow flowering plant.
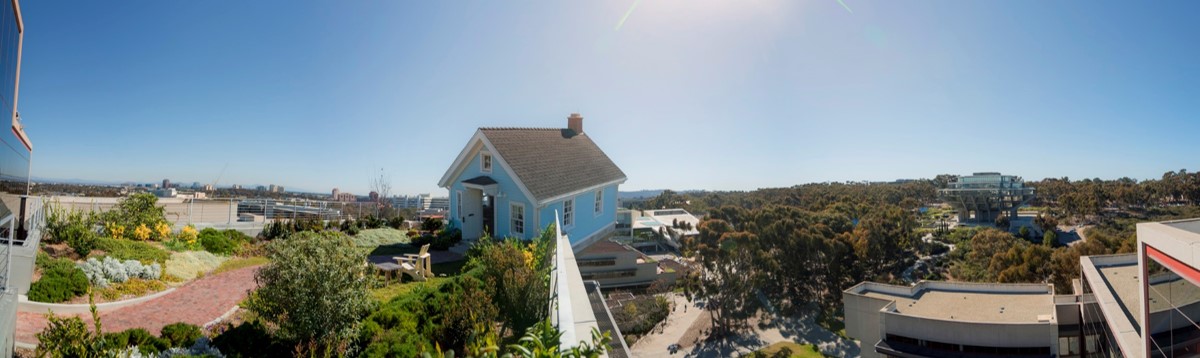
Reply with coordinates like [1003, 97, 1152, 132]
[106, 223, 126, 240]
[180, 225, 199, 245]
[132, 223, 151, 241]
[154, 222, 171, 241]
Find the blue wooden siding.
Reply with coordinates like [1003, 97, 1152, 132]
[447, 147, 534, 239]
[536, 184, 619, 246]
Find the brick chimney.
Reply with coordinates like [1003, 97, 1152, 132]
[567, 113, 583, 134]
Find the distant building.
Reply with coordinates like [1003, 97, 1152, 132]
[191, 182, 202, 189]
[331, 188, 340, 199]
[268, 184, 284, 193]
[162, 179, 171, 189]
[333, 192, 356, 202]
[152, 188, 177, 198]
[202, 184, 214, 192]
[231, 184, 242, 190]
[576, 239, 678, 288]
[939, 172, 1035, 223]
[844, 218, 1200, 358]
[256, 185, 266, 191]
[428, 196, 449, 210]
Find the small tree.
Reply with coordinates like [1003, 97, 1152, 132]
[994, 215, 1010, 229]
[1019, 226, 1031, 240]
[1043, 230, 1058, 247]
[247, 231, 375, 350]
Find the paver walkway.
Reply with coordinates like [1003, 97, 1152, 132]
[16, 265, 262, 346]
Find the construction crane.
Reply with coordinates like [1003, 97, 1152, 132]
[209, 162, 229, 191]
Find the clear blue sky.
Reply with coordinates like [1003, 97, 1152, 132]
[17, 1, 1200, 195]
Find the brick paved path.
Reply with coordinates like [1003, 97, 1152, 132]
[16, 265, 262, 345]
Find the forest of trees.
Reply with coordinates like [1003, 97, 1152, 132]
[648, 169, 1200, 334]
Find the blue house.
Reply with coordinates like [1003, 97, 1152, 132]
[438, 113, 627, 250]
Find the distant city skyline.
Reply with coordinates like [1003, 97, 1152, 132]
[17, 1, 1200, 195]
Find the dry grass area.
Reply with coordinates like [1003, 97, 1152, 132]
[164, 251, 228, 280]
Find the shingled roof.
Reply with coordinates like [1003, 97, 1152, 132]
[480, 127, 626, 203]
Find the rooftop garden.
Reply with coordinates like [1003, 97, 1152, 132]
[32, 193, 611, 357]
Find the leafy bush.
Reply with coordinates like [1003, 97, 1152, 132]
[29, 273, 89, 303]
[361, 215, 385, 229]
[420, 218, 444, 232]
[103, 328, 170, 355]
[612, 296, 671, 336]
[29, 259, 90, 303]
[199, 228, 238, 255]
[45, 203, 100, 256]
[410, 234, 433, 249]
[387, 216, 405, 230]
[160, 322, 203, 348]
[247, 231, 375, 350]
[95, 237, 171, 264]
[78, 257, 162, 288]
[100, 193, 168, 236]
[35, 307, 106, 357]
[431, 228, 462, 250]
[212, 320, 286, 357]
[164, 251, 228, 280]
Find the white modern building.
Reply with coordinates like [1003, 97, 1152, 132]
[844, 217, 1200, 358]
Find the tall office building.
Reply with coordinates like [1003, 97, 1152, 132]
[162, 179, 171, 189]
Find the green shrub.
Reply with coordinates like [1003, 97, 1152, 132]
[212, 320, 285, 357]
[35, 310, 105, 357]
[199, 230, 237, 255]
[95, 237, 170, 264]
[387, 216, 405, 230]
[431, 229, 462, 250]
[29, 261, 89, 303]
[420, 218, 444, 232]
[160, 322, 202, 348]
[103, 328, 169, 354]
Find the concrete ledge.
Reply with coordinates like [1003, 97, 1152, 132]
[18, 288, 176, 315]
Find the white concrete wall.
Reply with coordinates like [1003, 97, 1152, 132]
[843, 292, 892, 358]
[882, 313, 1058, 350]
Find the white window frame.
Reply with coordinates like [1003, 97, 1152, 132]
[563, 197, 575, 228]
[594, 189, 603, 216]
[510, 202, 525, 236]
[480, 153, 492, 173]
[456, 190, 463, 221]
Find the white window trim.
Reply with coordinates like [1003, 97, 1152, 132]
[480, 153, 493, 173]
[563, 197, 575, 229]
[456, 190, 463, 222]
[594, 189, 603, 217]
[510, 202, 526, 236]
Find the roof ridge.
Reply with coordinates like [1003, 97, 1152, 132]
[479, 127, 564, 131]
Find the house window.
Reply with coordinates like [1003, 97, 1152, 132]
[456, 190, 463, 219]
[594, 189, 603, 215]
[563, 198, 574, 227]
[481, 153, 492, 173]
[511, 203, 525, 236]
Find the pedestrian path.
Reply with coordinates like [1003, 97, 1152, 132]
[16, 264, 262, 346]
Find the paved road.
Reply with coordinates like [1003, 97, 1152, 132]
[16, 265, 262, 346]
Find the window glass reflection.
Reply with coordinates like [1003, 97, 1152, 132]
[1147, 257, 1200, 357]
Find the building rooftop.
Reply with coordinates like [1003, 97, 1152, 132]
[580, 240, 634, 255]
[1163, 218, 1200, 236]
[849, 281, 1056, 324]
[478, 127, 626, 202]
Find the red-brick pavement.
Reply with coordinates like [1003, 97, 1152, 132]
[16, 265, 261, 345]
